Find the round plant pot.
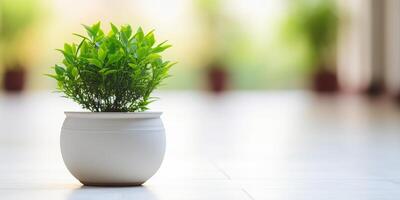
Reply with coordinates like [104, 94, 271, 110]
[60, 112, 165, 186]
[3, 67, 26, 92]
[312, 68, 339, 93]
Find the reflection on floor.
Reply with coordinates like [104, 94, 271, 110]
[1, 91, 400, 199]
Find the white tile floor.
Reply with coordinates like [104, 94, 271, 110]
[1, 91, 400, 199]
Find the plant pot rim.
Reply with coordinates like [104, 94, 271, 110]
[64, 111, 162, 119]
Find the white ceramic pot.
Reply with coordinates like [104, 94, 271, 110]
[60, 112, 165, 186]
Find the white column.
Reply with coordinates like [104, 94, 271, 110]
[337, 0, 372, 92]
[384, 0, 400, 94]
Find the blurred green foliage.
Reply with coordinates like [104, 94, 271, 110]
[0, 0, 38, 39]
[282, 0, 338, 67]
[0, 0, 340, 90]
[0, 0, 42, 65]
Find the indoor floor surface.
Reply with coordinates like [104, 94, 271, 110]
[1, 91, 400, 199]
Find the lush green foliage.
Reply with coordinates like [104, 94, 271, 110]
[0, 0, 41, 40]
[0, 0, 42, 65]
[48, 22, 174, 112]
[282, 0, 338, 65]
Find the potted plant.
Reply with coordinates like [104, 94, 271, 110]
[0, 0, 42, 92]
[195, 0, 231, 93]
[282, 0, 339, 93]
[47, 22, 175, 186]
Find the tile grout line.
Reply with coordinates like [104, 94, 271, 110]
[241, 188, 256, 200]
[208, 159, 232, 180]
[208, 160, 255, 200]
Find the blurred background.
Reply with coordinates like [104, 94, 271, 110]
[0, 0, 398, 98]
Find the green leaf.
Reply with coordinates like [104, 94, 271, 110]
[98, 48, 107, 61]
[75, 39, 85, 56]
[135, 27, 144, 41]
[73, 33, 90, 41]
[57, 81, 63, 89]
[79, 41, 89, 56]
[106, 51, 123, 65]
[64, 43, 73, 54]
[110, 23, 119, 33]
[147, 53, 161, 60]
[45, 74, 58, 80]
[92, 21, 101, 36]
[87, 58, 102, 68]
[136, 48, 147, 59]
[121, 25, 132, 39]
[82, 24, 94, 38]
[128, 63, 137, 68]
[82, 22, 101, 40]
[145, 30, 155, 46]
[95, 29, 105, 41]
[152, 42, 172, 53]
[55, 65, 65, 75]
[165, 61, 177, 68]
[104, 69, 117, 76]
[99, 68, 109, 74]
[120, 32, 129, 46]
[145, 29, 155, 37]
[71, 67, 79, 77]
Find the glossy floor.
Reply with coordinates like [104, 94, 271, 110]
[1, 91, 400, 199]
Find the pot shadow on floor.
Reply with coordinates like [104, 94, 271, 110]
[67, 185, 159, 200]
